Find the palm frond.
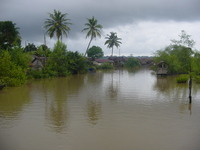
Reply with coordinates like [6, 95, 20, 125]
[82, 16, 103, 56]
[44, 9, 72, 40]
[104, 32, 122, 56]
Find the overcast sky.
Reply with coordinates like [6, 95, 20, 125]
[1, 0, 200, 56]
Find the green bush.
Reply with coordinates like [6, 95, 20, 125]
[28, 69, 58, 79]
[87, 46, 104, 58]
[46, 41, 87, 76]
[125, 57, 140, 68]
[0, 50, 27, 86]
[10, 46, 31, 69]
[46, 41, 69, 76]
[65, 51, 87, 74]
[176, 74, 189, 83]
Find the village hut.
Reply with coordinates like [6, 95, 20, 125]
[30, 56, 46, 71]
[156, 61, 168, 75]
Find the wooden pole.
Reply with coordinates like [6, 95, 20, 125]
[189, 75, 192, 103]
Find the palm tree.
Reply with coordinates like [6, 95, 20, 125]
[44, 9, 72, 41]
[82, 16, 103, 56]
[105, 32, 122, 56]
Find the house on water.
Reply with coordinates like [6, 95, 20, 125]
[156, 61, 168, 75]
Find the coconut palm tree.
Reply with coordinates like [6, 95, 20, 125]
[105, 32, 122, 56]
[82, 16, 103, 56]
[44, 9, 72, 41]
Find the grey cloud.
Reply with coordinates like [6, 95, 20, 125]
[0, 0, 200, 53]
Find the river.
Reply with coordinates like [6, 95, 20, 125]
[0, 67, 200, 150]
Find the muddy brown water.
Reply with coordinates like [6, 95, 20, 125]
[0, 67, 200, 150]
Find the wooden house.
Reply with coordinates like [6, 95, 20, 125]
[30, 56, 46, 71]
[156, 61, 168, 75]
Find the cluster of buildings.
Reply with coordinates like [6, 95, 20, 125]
[30, 55, 153, 71]
[92, 56, 153, 66]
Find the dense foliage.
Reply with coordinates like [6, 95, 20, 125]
[153, 45, 193, 74]
[35, 44, 51, 57]
[24, 43, 37, 52]
[45, 41, 87, 76]
[46, 41, 69, 76]
[65, 51, 87, 74]
[0, 49, 29, 86]
[125, 57, 141, 68]
[87, 45, 104, 59]
[153, 30, 196, 74]
[176, 74, 189, 83]
[0, 21, 21, 50]
[0, 41, 88, 86]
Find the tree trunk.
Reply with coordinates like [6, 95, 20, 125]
[84, 37, 93, 57]
[111, 47, 113, 56]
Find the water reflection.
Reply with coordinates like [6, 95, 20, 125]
[106, 71, 119, 100]
[0, 86, 31, 128]
[1, 68, 200, 150]
[154, 76, 170, 91]
[46, 99, 68, 133]
[45, 78, 69, 133]
[179, 103, 192, 115]
[28, 75, 86, 133]
[86, 100, 102, 125]
[154, 75, 189, 101]
[152, 74, 198, 115]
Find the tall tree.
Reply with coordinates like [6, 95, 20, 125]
[104, 32, 122, 56]
[44, 9, 72, 41]
[171, 30, 195, 48]
[0, 21, 21, 50]
[82, 16, 103, 56]
[87, 45, 104, 59]
[47, 41, 68, 76]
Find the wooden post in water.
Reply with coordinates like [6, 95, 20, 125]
[189, 75, 192, 103]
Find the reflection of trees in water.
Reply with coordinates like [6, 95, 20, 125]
[153, 75, 200, 114]
[107, 83, 118, 100]
[191, 83, 200, 95]
[43, 75, 85, 133]
[153, 75, 188, 101]
[153, 76, 170, 92]
[179, 103, 192, 115]
[86, 100, 102, 125]
[0, 86, 31, 128]
[83, 72, 104, 125]
[84, 71, 104, 89]
[46, 99, 69, 133]
[106, 70, 120, 100]
[88, 72, 103, 82]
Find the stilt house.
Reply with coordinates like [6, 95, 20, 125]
[156, 61, 168, 75]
